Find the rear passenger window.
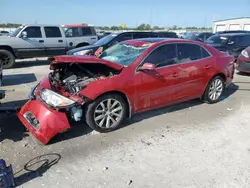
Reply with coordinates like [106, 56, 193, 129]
[82, 27, 94, 36]
[177, 43, 202, 63]
[44, 27, 62, 38]
[236, 35, 250, 46]
[65, 28, 80, 37]
[65, 27, 95, 37]
[201, 47, 211, 58]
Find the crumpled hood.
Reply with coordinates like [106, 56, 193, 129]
[67, 44, 100, 55]
[49, 55, 124, 71]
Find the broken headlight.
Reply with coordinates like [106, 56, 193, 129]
[40, 89, 75, 108]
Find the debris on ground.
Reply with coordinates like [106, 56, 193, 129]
[103, 167, 108, 171]
[127, 180, 133, 185]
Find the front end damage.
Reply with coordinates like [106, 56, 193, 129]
[18, 56, 122, 144]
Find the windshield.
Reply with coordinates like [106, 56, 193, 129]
[99, 43, 150, 66]
[185, 33, 199, 40]
[10, 27, 23, 37]
[94, 34, 117, 46]
[205, 35, 228, 44]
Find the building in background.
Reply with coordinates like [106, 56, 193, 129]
[213, 17, 250, 33]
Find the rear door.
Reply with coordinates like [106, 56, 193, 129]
[176, 43, 214, 99]
[134, 43, 183, 112]
[43, 26, 67, 56]
[17, 26, 46, 58]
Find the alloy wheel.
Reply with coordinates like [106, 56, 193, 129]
[1, 55, 10, 66]
[208, 78, 223, 101]
[94, 98, 123, 128]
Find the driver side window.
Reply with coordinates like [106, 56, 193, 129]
[142, 44, 178, 68]
[23, 26, 42, 38]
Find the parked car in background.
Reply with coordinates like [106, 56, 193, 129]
[0, 31, 10, 36]
[236, 46, 250, 73]
[97, 31, 112, 39]
[67, 31, 178, 56]
[215, 30, 250, 34]
[0, 24, 98, 69]
[19, 38, 234, 144]
[0, 54, 3, 86]
[205, 33, 250, 57]
[185, 32, 214, 42]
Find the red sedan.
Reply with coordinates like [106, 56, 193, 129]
[236, 46, 250, 73]
[18, 38, 235, 144]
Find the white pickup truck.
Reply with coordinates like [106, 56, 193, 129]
[0, 24, 98, 68]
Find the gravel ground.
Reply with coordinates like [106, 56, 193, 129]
[1, 59, 250, 188]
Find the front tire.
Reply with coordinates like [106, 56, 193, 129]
[203, 76, 225, 104]
[85, 94, 127, 133]
[0, 50, 15, 69]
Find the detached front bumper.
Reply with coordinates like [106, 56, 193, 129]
[17, 99, 71, 144]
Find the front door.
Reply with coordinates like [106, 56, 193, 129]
[17, 26, 46, 58]
[134, 43, 183, 112]
[43, 26, 67, 56]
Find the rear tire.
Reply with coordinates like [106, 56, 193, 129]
[202, 76, 225, 104]
[0, 50, 15, 69]
[85, 94, 127, 133]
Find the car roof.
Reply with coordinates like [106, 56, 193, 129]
[219, 33, 250, 37]
[133, 37, 181, 43]
[124, 38, 194, 46]
[110, 31, 176, 35]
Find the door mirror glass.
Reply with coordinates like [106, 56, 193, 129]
[138, 62, 156, 71]
[21, 31, 27, 38]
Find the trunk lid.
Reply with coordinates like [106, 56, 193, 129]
[49, 55, 124, 71]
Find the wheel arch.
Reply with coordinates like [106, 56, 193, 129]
[76, 42, 89, 48]
[202, 72, 226, 100]
[0, 46, 16, 57]
[92, 90, 132, 119]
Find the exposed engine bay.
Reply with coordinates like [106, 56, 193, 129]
[49, 63, 119, 94]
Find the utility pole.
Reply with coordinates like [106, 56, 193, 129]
[204, 15, 207, 28]
[149, 8, 152, 28]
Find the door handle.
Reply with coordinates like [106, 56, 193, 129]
[39, 40, 44, 43]
[205, 65, 212, 69]
[91, 37, 96, 39]
[173, 72, 179, 77]
[58, 40, 63, 43]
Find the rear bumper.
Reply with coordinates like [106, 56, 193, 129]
[17, 99, 71, 144]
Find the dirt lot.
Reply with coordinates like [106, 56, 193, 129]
[1, 59, 250, 188]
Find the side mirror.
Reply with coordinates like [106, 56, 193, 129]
[138, 62, 156, 71]
[21, 31, 27, 38]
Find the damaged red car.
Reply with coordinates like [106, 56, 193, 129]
[18, 38, 235, 144]
[236, 46, 250, 73]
